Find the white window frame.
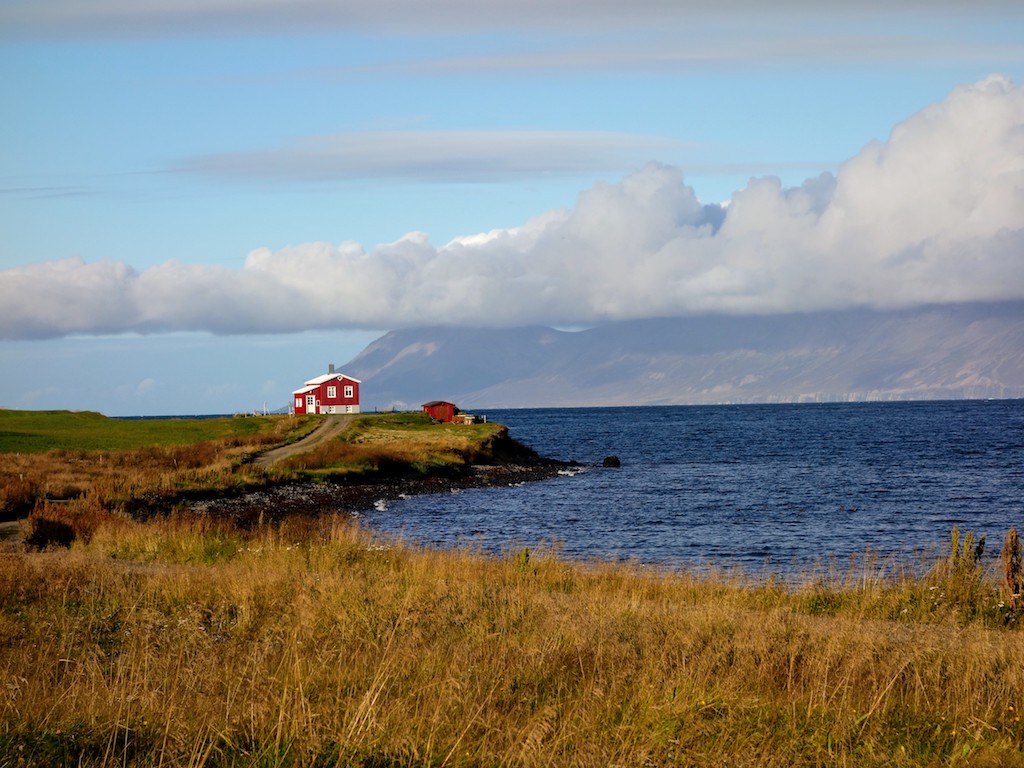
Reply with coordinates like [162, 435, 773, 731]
[344, 385, 354, 398]
[327, 385, 337, 399]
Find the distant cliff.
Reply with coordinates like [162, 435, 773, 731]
[342, 301, 1024, 410]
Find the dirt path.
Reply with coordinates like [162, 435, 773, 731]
[253, 414, 357, 467]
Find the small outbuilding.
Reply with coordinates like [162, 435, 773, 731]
[422, 401, 459, 423]
[293, 364, 361, 415]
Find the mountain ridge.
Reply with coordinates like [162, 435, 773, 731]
[341, 302, 1024, 410]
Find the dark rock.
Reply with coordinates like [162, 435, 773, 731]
[602, 455, 621, 468]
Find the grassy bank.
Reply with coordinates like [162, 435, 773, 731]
[0, 410, 513, 530]
[279, 412, 516, 478]
[0, 410, 310, 521]
[2, 515, 1023, 767]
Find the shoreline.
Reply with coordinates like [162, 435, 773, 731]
[3, 462, 575, 546]
[187, 459, 578, 528]
[2, 414, 580, 543]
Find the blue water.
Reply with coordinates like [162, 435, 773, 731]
[364, 401, 1024, 572]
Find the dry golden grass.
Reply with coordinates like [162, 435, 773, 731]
[2, 515, 1023, 767]
[347, 419, 502, 458]
[296, 413, 506, 469]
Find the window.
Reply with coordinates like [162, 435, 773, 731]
[295, 398, 302, 409]
[327, 386, 337, 399]
[344, 385, 354, 398]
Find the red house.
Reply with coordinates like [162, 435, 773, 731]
[293, 365, 361, 415]
[422, 401, 458, 422]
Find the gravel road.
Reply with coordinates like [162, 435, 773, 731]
[253, 414, 356, 467]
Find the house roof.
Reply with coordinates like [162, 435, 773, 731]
[292, 384, 319, 395]
[423, 400, 456, 407]
[304, 372, 362, 386]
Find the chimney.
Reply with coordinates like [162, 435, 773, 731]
[328, 363, 335, 374]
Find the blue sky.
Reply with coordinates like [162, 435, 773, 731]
[1, 1, 1023, 415]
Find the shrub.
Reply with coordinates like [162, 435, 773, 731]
[22, 515, 75, 549]
[0, 473, 38, 520]
[23, 497, 110, 549]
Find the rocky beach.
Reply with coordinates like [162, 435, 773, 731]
[188, 458, 574, 527]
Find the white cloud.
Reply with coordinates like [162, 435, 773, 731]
[1, 76, 1022, 339]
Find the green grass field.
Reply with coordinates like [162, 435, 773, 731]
[0, 409, 283, 453]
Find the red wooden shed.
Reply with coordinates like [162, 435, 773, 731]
[422, 401, 458, 423]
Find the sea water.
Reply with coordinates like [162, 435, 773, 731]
[364, 401, 1024, 573]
